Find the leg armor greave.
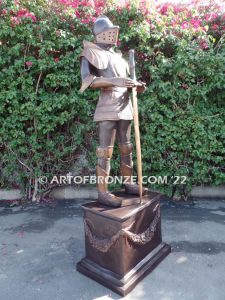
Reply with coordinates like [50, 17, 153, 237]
[96, 146, 121, 207]
[96, 146, 113, 193]
[118, 142, 133, 183]
[118, 142, 148, 196]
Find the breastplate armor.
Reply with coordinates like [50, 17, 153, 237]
[81, 41, 133, 122]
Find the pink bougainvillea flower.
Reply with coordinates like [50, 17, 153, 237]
[75, 11, 80, 18]
[11, 16, 20, 26]
[202, 26, 208, 32]
[190, 18, 201, 28]
[173, 6, 185, 14]
[81, 18, 90, 24]
[17, 8, 37, 22]
[181, 83, 189, 89]
[54, 57, 60, 63]
[93, 1, 104, 15]
[55, 30, 61, 37]
[181, 21, 189, 29]
[128, 20, 133, 26]
[125, 2, 131, 11]
[171, 19, 177, 26]
[199, 39, 209, 50]
[204, 13, 218, 21]
[150, 23, 156, 30]
[212, 24, 219, 30]
[159, 4, 169, 15]
[17, 8, 28, 16]
[158, 3, 183, 16]
[25, 61, 33, 67]
[1, 9, 7, 15]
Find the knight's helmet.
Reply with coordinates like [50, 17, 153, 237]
[93, 16, 119, 45]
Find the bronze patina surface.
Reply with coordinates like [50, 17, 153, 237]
[77, 16, 171, 296]
[77, 191, 171, 296]
[79, 15, 146, 207]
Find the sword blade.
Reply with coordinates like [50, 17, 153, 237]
[129, 49, 143, 204]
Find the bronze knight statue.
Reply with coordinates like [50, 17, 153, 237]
[80, 16, 147, 208]
[77, 17, 171, 294]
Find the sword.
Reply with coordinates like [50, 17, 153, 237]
[129, 49, 143, 204]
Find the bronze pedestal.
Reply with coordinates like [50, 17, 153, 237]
[77, 190, 171, 297]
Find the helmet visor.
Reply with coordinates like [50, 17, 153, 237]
[95, 26, 119, 45]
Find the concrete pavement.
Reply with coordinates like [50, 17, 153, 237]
[0, 198, 225, 300]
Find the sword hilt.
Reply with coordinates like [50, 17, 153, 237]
[129, 49, 136, 81]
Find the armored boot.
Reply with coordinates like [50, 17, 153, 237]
[96, 146, 122, 207]
[119, 142, 148, 196]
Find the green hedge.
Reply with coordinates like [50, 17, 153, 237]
[0, 0, 225, 200]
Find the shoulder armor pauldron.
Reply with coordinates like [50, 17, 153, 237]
[80, 41, 109, 70]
